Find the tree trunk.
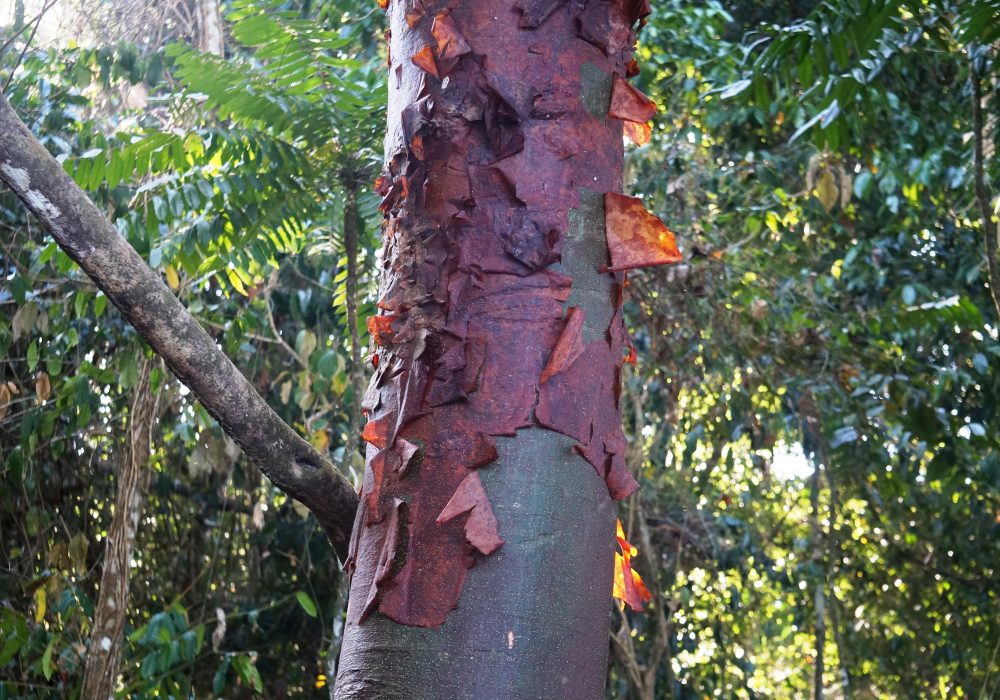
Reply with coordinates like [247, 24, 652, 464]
[340, 183, 365, 480]
[335, 1, 652, 697]
[13, 0, 25, 32]
[799, 391, 827, 700]
[198, 0, 224, 57]
[970, 60, 1000, 325]
[80, 356, 157, 700]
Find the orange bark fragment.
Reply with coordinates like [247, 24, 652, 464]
[609, 74, 656, 146]
[436, 472, 503, 555]
[615, 518, 636, 556]
[604, 192, 682, 272]
[376, 292, 401, 312]
[625, 0, 652, 25]
[377, 0, 387, 9]
[609, 74, 656, 123]
[613, 519, 652, 611]
[361, 416, 392, 449]
[367, 314, 397, 346]
[411, 45, 439, 78]
[410, 134, 425, 160]
[431, 13, 471, 61]
[540, 307, 586, 383]
[624, 345, 637, 366]
[623, 120, 651, 147]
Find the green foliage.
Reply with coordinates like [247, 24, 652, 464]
[610, 0, 1000, 697]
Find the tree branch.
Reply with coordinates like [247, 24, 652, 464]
[0, 92, 358, 562]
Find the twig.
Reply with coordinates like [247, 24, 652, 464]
[263, 278, 309, 371]
[1, 0, 57, 95]
[0, 0, 57, 59]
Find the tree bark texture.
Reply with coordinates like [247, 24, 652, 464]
[336, 1, 654, 697]
[80, 356, 156, 700]
[0, 93, 359, 561]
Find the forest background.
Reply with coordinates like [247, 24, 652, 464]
[0, 0, 998, 697]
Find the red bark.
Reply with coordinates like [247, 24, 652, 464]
[336, 0, 676, 695]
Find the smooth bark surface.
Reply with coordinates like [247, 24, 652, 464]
[336, 1, 651, 696]
[0, 93, 359, 561]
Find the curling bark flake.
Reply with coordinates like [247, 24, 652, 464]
[336, 0, 676, 697]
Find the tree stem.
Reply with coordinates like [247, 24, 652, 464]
[80, 356, 156, 700]
[341, 183, 364, 480]
[970, 59, 1000, 325]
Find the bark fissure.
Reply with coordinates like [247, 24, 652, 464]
[0, 93, 359, 561]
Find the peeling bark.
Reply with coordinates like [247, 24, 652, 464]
[0, 94, 359, 561]
[336, 0, 663, 696]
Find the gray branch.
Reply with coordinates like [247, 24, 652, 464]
[0, 93, 358, 562]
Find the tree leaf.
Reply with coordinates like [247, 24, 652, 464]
[232, 654, 263, 692]
[0, 383, 11, 420]
[295, 591, 318, 618]
[165, 265, 180, 291]
[226, 268, 247, 295]
[790, 100, 839, 143]
[26, 341, 39, 373]
[34, 373, 51, 403]
[814, 170, 839, 212]
[295, 329, 317, 362]
[719, 78, 752, 99]
[34, 587, 46, 624]
[11, 302, 38, 341]
[41, 635, 54, 680]
[68, 532, 89, 575]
